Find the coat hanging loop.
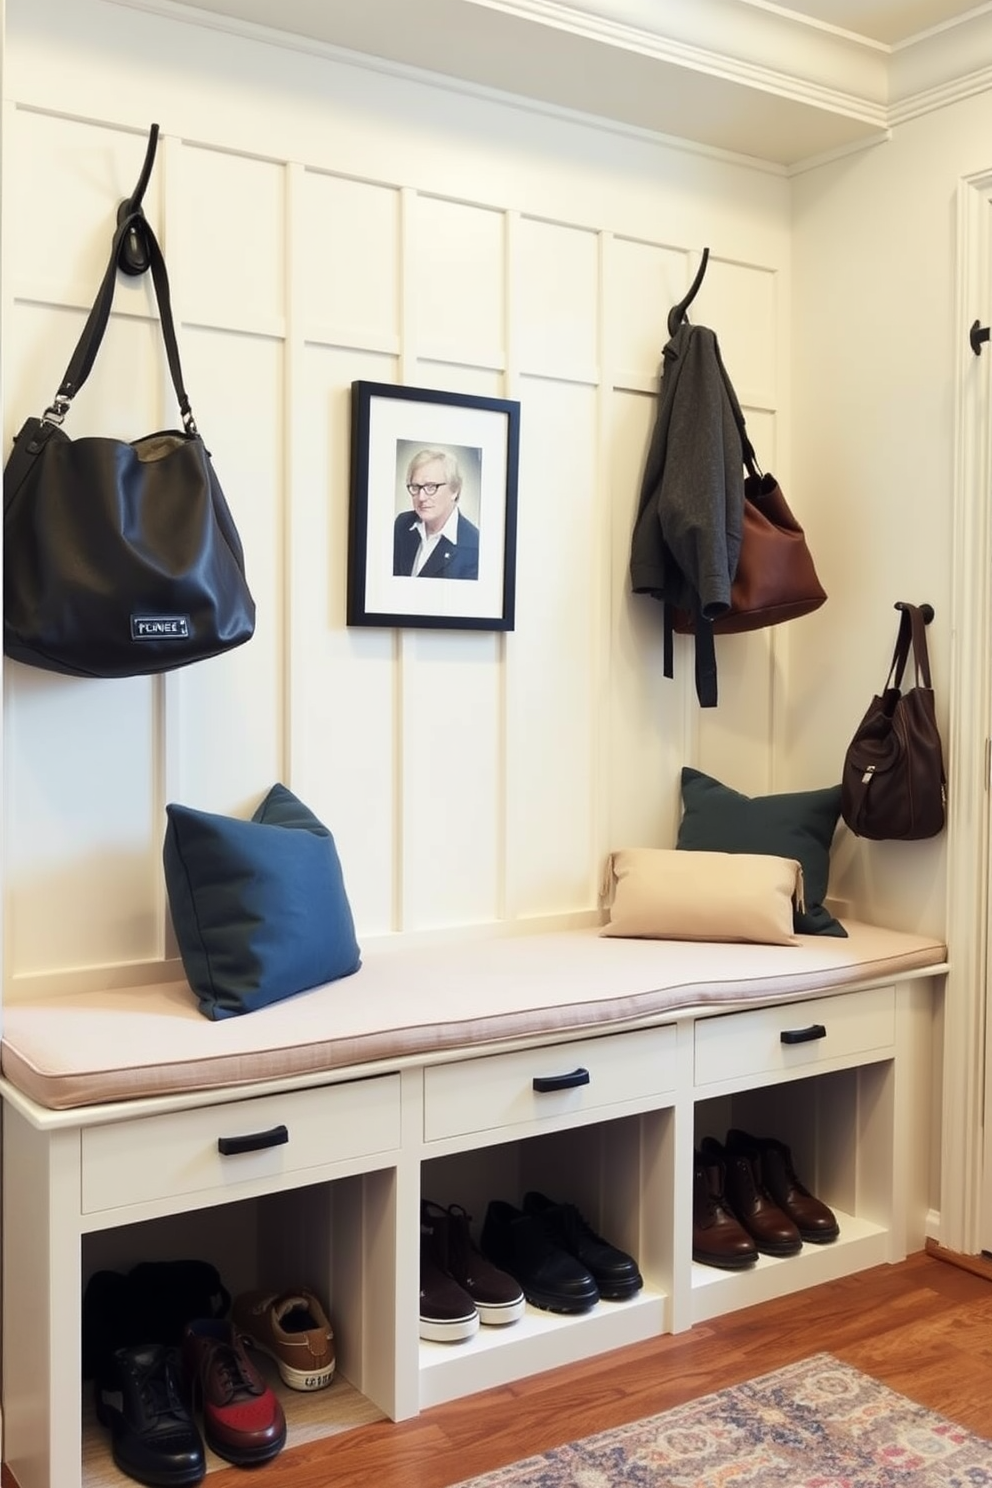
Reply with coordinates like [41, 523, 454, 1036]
[115, 123, 160, 278]
[668, 247, 710, 337]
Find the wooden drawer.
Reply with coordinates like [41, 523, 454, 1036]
[423, 1026, 677, 1142]
[81, 1074, 401, 1214]
[693, 985, 896, 1090]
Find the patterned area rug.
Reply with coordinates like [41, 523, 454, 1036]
[453, 1353, 992, 1486]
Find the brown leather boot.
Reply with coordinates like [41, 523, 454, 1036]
[727, 1130, 839, 1244]
[692, 1148, 758, 1270]
[703, 1136, 802, 1257]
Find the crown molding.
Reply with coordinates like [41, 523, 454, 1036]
[96, 0, 992, 168]
[890, 7, 992, 107]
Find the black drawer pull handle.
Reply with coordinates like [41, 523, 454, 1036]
[780, 1024, 827, 1046]
[533, 1068, 590, 1093]
[217, 1124, 289, 1156]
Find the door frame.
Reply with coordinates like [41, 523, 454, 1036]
[948, 167, 992, 1253]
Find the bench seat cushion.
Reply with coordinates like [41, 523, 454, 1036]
[0, 920, 946, 1111]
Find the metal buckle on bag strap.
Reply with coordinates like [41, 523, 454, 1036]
[40, 395, 72, 427]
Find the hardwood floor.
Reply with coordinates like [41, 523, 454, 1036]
[7, 1250, 988, 1488]
[211, 1249, 992, 1488]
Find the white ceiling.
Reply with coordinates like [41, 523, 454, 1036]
[760, 1, 986, 45]
[114, 0, 992, 167]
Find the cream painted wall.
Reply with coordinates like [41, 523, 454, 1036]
[2, 0, 796, 989]
[789, 102, 992, 1246]
[790, 108, 982, 938]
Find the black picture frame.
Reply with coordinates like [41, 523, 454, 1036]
[347, 380, 520, 631]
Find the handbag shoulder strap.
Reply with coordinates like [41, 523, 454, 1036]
[43, 211, 196, 434]
[888, 603, 933, 692]
[908, 603, 934, 689]
[885, 606, 913, 691]
[714, 336, 760, 478]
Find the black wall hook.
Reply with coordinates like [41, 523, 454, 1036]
[895, 600, 934, 624]
[668, 247, 710, 337]
[116, 123, 160, 278]
[970, 319, 990, 355]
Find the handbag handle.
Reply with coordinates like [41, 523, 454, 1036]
[42, 210, 196, 435]
[887, 603, 933, 692]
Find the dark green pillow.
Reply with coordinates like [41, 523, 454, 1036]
[163, 784, 361, 1020]
[676, 767, 846, 937]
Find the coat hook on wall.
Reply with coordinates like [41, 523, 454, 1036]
[668, 247, 710, 337]
[116, 123, 160, 278]
[895, 600, 934, 624]
[970, 319, 990, 355]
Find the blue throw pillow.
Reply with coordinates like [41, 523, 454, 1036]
[676, 767, 847, 937]
[163, 784, 361, 1020]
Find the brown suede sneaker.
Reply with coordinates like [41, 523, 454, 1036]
[232, 1288, 335, 1391]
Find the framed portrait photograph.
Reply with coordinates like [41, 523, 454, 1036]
[347, 381, 520, 631]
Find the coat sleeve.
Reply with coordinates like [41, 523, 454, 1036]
[629, 325, 744, 619]
[657, 328, 743, 619]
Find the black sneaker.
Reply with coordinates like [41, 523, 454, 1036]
[423, 1200, 525, 1325]
[95, 1344, 205, 1487]
[523, 1191, 643, 1300]
[480, 1199, 599, 1313]
[419, 1206, 480, 1341]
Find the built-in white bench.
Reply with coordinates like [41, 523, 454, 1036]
[0, 920, 948, 1488]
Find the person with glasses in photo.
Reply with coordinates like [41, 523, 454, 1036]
[393, 448, 480, 580]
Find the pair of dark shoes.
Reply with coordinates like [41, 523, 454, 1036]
[694, 1129, 839, 1267]
[481, 1191, 642, 1313]
[96, 1321, 287, 1484]
[420, 1200, 525, 1341]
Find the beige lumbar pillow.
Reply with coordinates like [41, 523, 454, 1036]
[602, 848, 804, 945]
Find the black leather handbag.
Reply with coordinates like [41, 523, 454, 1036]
[3, 210, 256, 678]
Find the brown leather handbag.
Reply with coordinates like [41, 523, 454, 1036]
[671, 465, 826, 636]
[841, 602, 946, 841]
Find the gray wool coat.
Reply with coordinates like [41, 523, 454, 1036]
[629, 322, 745, 622]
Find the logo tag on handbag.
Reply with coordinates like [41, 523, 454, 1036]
[131, 616, 191, 641]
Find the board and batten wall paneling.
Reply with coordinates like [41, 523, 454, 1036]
[506, 375, 599, 917]
[289, 165, 402, 935]
[503, 215, 601, 918]
[411, 195, 506, 371]
[607, 237, 698, 855]
[3, 0, 793, 989]
[298, 171, 401, 356]
[394, 197, 508, 931]
[291, 343, 399, 938]
[167, 325, 285, 811]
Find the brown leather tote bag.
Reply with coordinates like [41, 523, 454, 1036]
[671, 468, 826, 636]
[841, 602, 946, 841]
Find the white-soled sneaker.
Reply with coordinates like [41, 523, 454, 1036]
[232, 1288, 336, 1391]
[420, 1215, 480, 1342]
